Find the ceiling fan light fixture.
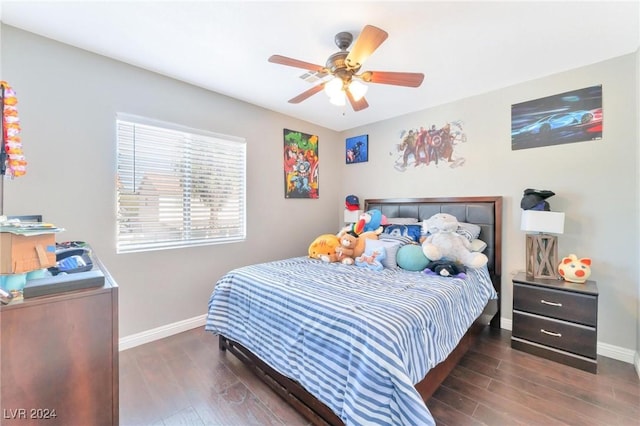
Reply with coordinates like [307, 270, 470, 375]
[324, 77, 344, 98]
[270, 25, 422, 112]
[349, 80, 368, 101]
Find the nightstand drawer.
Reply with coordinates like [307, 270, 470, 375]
[512, 311, 596, 358]
[513, 283, 597, 326]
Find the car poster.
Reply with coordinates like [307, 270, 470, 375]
[511, 85, 602, 150]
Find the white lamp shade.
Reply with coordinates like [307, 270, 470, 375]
[521, 210, 565, 234]
[349, 80, 368, 101]
[324, 77, 343, 98]
[344, 209, 362, 223]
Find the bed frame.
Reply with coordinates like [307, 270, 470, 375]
[219, 196, 503, 425]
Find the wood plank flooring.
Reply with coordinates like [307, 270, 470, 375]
[119, 327, 640, 425]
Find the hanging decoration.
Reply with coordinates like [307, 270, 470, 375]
[1, 81, 27, 178]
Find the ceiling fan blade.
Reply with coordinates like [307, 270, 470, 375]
[345, 88, 369, 111]
[360, 71, 424, 87]
[288, 83, 326, 104]
[345, 25, 388, 70]
[268, 54, 326, 73]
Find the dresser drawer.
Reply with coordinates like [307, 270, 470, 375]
[513, 283, 597, 326]
[512, 311, 596, 358]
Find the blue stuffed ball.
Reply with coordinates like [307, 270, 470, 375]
[396, 244, 429, 271]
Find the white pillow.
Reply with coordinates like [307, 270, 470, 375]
[365, 238, 402, 269]
[421, 220, 481, 241]
[379, 234, 415, 246]
[386, 217, 419, 225]
[457, 222, 481, 241]
[469, 239, 487, 252]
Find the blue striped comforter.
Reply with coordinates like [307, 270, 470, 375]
[206, 256, 497, 425]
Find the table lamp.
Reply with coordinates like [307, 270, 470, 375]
[521, 210, 565, 279]
[343, 209, 362, 224]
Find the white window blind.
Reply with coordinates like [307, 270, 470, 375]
[116, 114, 246, 253]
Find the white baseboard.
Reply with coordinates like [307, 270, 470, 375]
[500, 316, 636, 365]
[501, 317, 512, 331]
[119, 314, 206, 351]
[597, 341, 637, 364]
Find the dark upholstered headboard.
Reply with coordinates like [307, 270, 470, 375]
[365, 196, 503, 325]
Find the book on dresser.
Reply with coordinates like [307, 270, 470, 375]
[511, 272, 598, 373]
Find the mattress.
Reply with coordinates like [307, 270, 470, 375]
[206, 256, 497, 425]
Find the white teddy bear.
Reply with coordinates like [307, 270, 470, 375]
[421, 213, 488, 268]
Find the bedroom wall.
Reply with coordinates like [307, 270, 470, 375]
[0, 25, 343, 338]
[342, 52, 639, 361]
[2, 24, 639, 366]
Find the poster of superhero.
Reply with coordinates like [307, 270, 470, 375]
[346, 134, 368, 164]
[393, 121, 467, 171]
[283, 129, 319, 199]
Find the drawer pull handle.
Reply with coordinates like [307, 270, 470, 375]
[540, 329, 562, 337]
[540, 299, 562, 307]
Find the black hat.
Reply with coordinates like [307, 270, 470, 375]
[521, 188, 555, 210]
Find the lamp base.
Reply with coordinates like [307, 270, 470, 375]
[525, 233, 559, 279]
[343, 209, 362, 224]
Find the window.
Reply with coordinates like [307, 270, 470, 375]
[116, 114, 246, 253]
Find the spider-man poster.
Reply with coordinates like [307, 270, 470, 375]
[283, 129, 319, 199]
[346, 134, 368, 164]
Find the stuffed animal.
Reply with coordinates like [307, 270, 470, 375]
[424, 260, 467, 279]
[336, 231, 358, 265]
[352, 231, 379, 258]
[352, 209, 386, 235]
[558, 254, 592, 283]
[354, 246, 386, 271]
[308, 234, 340, 263]
[421, 213, 488, 268]
[396, 244, 429, 271]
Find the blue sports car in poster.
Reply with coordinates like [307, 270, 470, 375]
[511, 85, 602, 150]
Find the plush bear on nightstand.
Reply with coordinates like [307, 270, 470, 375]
[421, 213, 488, 268]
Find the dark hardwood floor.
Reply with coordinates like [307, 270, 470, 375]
[120, 327, 640, 426]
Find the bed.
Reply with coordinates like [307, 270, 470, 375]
[206, 196, 502, 425]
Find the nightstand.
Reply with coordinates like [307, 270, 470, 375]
[511, 272, 598, 373]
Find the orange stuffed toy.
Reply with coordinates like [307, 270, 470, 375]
[558, 254, 592, 283]
[336, 232, 358, 265]
[308, 234, 340, 263]
[353, 231, 379, 258]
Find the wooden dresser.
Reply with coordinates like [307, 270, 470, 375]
[511, 272, 598, 373]
[0, 261, 118, 425]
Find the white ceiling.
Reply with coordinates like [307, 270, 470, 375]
[1, 1, 638, 132]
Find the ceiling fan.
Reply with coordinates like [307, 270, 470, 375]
[268, 25, 424, 112]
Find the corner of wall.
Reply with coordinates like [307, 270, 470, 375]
[636, 46, 640, 370]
